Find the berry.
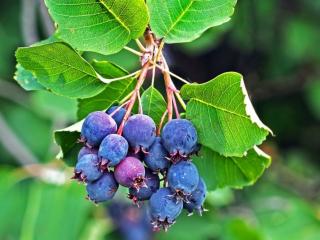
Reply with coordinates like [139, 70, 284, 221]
[81, 111, 117, 147]
[183, 177, 207, 215]
[167, 160, 199, 199]
[149, 187, 183, 231]
[129, 168, 160, 203]
[73, 154, 102, 182]
[78, 146, 98, 160]
[161, 119, 198, 160]
[106, 106, 127, 127]
[143, 137, 170, 173]
[114, 156, 146, 189]
[86, 171, 119, 203]
[123, 114, 156, 152]
[98, 134, 128, 168]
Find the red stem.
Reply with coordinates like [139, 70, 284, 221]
[117, 62, 151, 135]
[163, 71, 173, 121]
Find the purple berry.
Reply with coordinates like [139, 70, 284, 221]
[114, 156, 146, 189]
[143, 137, 170, 173]
[183, 178, 207, 215]
[73, 154, 102, 182]
[78, 146, 98, 161]
[167, 160, 199, 199]
[149, 187, 183, 231]
[106, 106, 127, 127]
[86, 171, 119, 203]
[129, 168, 160, 204]
[98, 134, 128, 168]
[81, 111, 117, 147]
[123, 114, 156, 152]
[161, 119, 198, 160]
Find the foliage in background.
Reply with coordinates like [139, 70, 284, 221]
[0, 0, 319, 239]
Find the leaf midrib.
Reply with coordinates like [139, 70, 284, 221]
[163, 0, 194, 37]
[98, 0, 130, 36]
[18, 48, 97, 79]
[191, 98, 251, 121]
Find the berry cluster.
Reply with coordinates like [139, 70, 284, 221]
[73, 106, 207, 231]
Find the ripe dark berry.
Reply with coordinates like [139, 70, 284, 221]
[161, 119, 198, 160]
[167, 160, 199, 199]
[98, 134, 128, 168]
[86, 171, 119, 203]
[143, 137, 170, 173]
[149, 187, 183, 231]
[81, 111, 117, 147]
[114, 156, 146, 189]
[106, 106, 127, 127]
[78, 146, 98, 160]
[123, 114, 156, 152]
[183, 177, 207, 215]
[73, 154, 102, 182]
[129, 168, 160, 204]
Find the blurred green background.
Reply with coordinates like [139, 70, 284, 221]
[0, 0, 320, 239]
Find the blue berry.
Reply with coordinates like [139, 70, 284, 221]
[98, 134, 128, 168]
[81, 111, 117, 147]
[123, 114, 156, 152]
[143, 137, 170, 172]
[129, 168, 160, 203]
[183, 178, 207, 215]
[161, 119, 198, 159]
[86, 171, 119, 203]
[167, 160, 199, 197]
[78, 146, 98, 161]
[114, 156, 146, 189]
[149, 187, 183, 231]
[73, 154, 102, 182]
[106, 106, 127, 127]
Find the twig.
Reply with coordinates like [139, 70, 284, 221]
[175, 91, 187, 111]
[123, 46, 143, 57]
[117, 62, 151, 135]
[172, 94, 180, 119]
[157, 110, 168, 135]
[137, 90, 143, 114]
[154, 62, 190, 84]
[109, 100, 131, 117]
[97, 69, 142, 83]
[135, 39, 146, 52]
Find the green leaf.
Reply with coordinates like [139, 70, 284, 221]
[16, 42, 106, 99]
[147, 0, 237, 43]
[181, 72, 272, 157]
[14, 64, 45, 91]
[45, 0, 149, 55]
[193, 146, 271, 191]
[54, 120, 83, 166]
[141, 86, 167, 126]
[77, 60, 135, 119]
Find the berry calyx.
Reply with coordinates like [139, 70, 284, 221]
[161, 119, 198, 161]
[98, 134, 129, 169]
[149, 187, 183, 231]
[73, 154, 102, 183]
[129, 168, 160, 205]
[167, 160, 199, 201]
[114, 156, 146, 189]
[183, 177, 207, 216]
